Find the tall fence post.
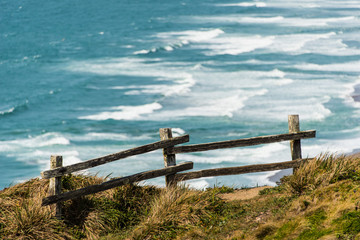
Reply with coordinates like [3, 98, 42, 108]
[159, 128, 177, 187]
[288, 115, 302, 172]
[49, 155, 63, 219]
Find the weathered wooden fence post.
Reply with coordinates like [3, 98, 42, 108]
[48, 155, 63, 219]
[288, 115, 302, 172]
[159, 128, 177, 187]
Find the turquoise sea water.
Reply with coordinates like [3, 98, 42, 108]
[1, 0, 360, 189]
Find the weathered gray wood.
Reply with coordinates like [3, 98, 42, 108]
[168, 130, 315, 154]
[42, 161, 193, 206]
[159, 128, 177, 187]
[41, 135, 189, 179]
[174, 158, 312, 182]
[48, 156, 63, 219]
[288, 115, 302, 160]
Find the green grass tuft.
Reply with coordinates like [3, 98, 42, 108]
[333, 210, 360, 238]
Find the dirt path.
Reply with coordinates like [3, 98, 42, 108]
[219, 186, 272, 201]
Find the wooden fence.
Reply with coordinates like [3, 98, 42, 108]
[41, 114, 315, 218]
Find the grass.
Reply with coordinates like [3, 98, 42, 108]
[1, 153, 360, 239]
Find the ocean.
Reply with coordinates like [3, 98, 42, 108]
[1, 0, 360, 190]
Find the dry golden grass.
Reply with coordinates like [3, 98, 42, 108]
[130, 186, 206, 239]
[1, 153, 360, 240]
[0, 178, 71, 240]
[0, 174, 111, 239]
[282, 153, 360, 195]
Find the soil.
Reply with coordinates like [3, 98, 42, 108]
[219, 186, 273, 201]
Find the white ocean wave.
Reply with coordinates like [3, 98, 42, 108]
[0, 107, 15, 116]
[200, 35, 275, 55]
[134, 29, 224, 55]
[190, 15, 357, 27]
[171, 128, 186, 137]
[0, 132, 70, 152]
[157, 28, 224, 43]
[263, 0, 360, 9]
[242, 94, 332, 122]
[341, 78, 360, 109]
[120, 68, 293, 121]
[19, 150, 81, 167]
[181, 16, 360, 56]
[134, 45, 176, 55]
[133, 49, 151, 55]
[0, 100, 29, 117]
[245, 171, 279, 187]
[273, 78, 293, 86]
[185, 179, 211, 189]
[154, 89, 267, 119]
[294, 61, 360, 72]
[69, 132, 152, 142]
[117, 75, 195, 97]
[216, 2, 267, 7]
[302, 134, 360, 157]
[160, 29, 339, 56]
[65, 58, 196, 97]
[195, 32, 337, 56]
[79, 102, 162, 121]
[270, 32, 336, 52]
[187, 30, 360, 56]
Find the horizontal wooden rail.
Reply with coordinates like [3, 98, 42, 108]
[173, 158, 312, 182]
[41, 135, 189, 179]
[168, 130, 315, 154]
[42, 161, 193, 206]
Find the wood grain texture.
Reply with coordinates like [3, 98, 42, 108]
[168, 130, 315, 154]
[159, 128, 177, 187]
[41, 135, 189, 179]
[42, 161, 193, 206]
[48, 156, 63, 219]
[288, 115, 302, 160]
[173, 158, 312, 182]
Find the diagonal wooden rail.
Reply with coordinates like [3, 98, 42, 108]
[173, 158, 312, 182]
[167, 130, 315, 154]
[42, 161, 193, 206]
[41, 134, 189, 179]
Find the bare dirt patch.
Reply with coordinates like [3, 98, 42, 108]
[219, 186, 273, 201]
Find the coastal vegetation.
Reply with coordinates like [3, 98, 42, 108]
[1, 153, 360, 239]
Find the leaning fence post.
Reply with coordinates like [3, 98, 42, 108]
[49, 155, 63, 219]
[288, 115, 302, 172]
[159, 128, 177, 187]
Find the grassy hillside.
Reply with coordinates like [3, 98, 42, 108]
[1, 154, 360, 239]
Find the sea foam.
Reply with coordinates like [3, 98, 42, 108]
[295, 61, 360, 72]
[0, 100, 29, 117]
[216, 2, 267, 7]
[65, 58, 196, 97]
[0, 132, 70, 152]
[134, 29, 224, 55]
[200, 35, 275, 55]
[157, 29, 224, 43]
[79, 102, 162, 121]
[189, 15, 357, 28]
